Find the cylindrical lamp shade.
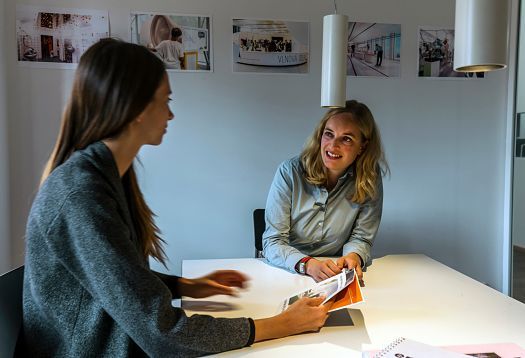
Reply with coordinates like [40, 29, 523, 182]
[454, 0, 509, 72]
[321, 14, 348, 108]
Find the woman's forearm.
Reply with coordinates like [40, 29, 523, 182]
[253, 313, 293, 342]
[253, 297, 330, 342]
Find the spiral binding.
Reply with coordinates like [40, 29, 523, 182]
[374, 337, 407, 358]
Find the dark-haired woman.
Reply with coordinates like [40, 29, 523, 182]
[263, 100, 389, 283]
[19, 39, 330, 357]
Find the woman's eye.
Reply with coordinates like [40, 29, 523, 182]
[323, 131, 333, 138]
[344, 136, 353, 143]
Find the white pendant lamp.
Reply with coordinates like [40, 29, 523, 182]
[321, 7, 348, 108]
[454, 0, 509, 72]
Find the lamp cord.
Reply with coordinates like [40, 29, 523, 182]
[333, 0, 338, 13]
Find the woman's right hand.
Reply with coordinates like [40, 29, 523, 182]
[306, 259, 341, 282]
[281, 296, 332, 333]
[253, 297, 332, 342]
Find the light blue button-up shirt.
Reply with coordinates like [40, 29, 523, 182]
[262, 156, 383, 273]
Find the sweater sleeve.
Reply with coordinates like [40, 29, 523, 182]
[152, 271, 182, 298]
[43, 188, 252, 357]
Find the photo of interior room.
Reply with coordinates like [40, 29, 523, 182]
[15, 5, 108, 66]
[347, 22, 401, 77]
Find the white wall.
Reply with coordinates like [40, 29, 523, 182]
[5, 0, 512, 291]
[1, 0, 11, 273]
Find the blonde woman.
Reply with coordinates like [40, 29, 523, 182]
[263, 100, 389, 283]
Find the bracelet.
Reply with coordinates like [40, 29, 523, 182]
[296, 256, 312, 275]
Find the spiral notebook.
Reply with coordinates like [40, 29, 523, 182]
[370, 337, 469, 358]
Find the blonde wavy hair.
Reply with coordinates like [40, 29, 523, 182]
[300, 100, 389, 204]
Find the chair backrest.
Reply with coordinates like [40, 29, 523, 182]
[0, 266, 24, 358]
[253, 209, 265, 258]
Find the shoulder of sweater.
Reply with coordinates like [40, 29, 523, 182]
[35, 164, 113, 217]
[33, 145, 119, 219]
[49, 151, 116, 193]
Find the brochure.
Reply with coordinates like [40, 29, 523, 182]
[280, 268, 364, 312]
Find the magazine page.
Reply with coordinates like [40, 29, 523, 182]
[280, 268, 360, 312]
[329, 269, 364, 312]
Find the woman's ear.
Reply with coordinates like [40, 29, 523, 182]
[134, 112, 145, 124]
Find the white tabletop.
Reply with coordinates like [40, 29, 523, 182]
[181, 254, 525, 357]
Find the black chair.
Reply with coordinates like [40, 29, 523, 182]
[253, 209, 265, 258]
[0, 265, 24, 358]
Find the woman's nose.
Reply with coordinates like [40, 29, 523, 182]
[331, 138, 341, 147]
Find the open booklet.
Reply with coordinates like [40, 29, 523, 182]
[280, 268, 364, 312]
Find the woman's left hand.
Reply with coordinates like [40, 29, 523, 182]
[336, 253, 363, 282]
[178, 270, 250, 298]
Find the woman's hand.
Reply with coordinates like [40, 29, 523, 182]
[177, 270, 250, 298]
[254, 296, 333, 342]
[305, 259, 341, 282]
[336, 252, 363, 282]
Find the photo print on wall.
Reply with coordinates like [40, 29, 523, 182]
[232, 19, 309, 74]
[347, 22, 401, 77]
[131, 12, 212, 72]
[16, 4, 109, 68]
[418, 27, 485, 78]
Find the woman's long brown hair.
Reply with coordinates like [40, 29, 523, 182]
[41, 39, 168, 265]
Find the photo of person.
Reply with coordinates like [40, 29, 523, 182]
[232, 19, 309, 74]
[418, 27, 485, 78]
[347, 22, 401, 77]
[131, 12, 212, 72]
[16, 4, 109, 67]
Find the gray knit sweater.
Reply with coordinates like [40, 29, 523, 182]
[20, 141, 253, 357]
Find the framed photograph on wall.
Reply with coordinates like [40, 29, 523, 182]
[16, 4, 109, 69]
[131, 12, 212, 72]
[347, 22, 401, 77]
[232, 18, 309, 74]
[418, 26, 484, 79]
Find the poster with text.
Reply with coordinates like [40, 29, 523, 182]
[418, 27, 484, 78]
[347, 22, 401, 77]
[232, 19, 309, 74]
[131, 12, 212, 72]
[16, 4, 109, 69]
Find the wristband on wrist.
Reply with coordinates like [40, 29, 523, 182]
[296, 256, 312, 275]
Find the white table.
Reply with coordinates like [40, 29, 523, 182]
[181, 254, 525, 356]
